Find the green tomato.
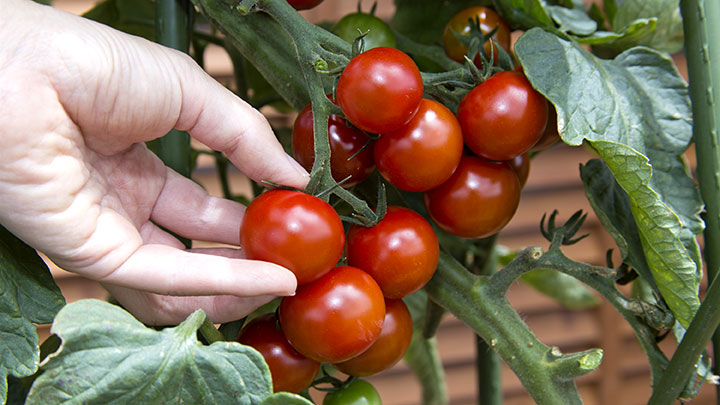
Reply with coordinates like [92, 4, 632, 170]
[331, 12, 396, 51]
[322, 379, 382, 405]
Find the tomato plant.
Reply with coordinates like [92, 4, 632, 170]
[336, 47, 423, 134]
[239, 189, 345, 285]
[331, 11, 396, 50]
[347, 206, 439, 299]
[424, 155, 521, 239]
[457, 70, 549, 162]
[373, 98, 464, 192]
[292, 101, 375, 187]
[278, 266, 386, 363]
[322, 379, 382, 405]
[334, 298, 413, 377]
[236, 313, 320, 393]
[442, 6, 511, 65]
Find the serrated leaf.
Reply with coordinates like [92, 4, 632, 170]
[609, 0, 683, 54]
[26, 300, 273, 405]
[262, 392, 314, 405]
[547, 5, 597, 36]
[515, 28, 702, 328]
[0, 226, 65, 403]
[491, 0, 554, 31]
[520, 270, 600, 310]
[580, 159, 657, 292]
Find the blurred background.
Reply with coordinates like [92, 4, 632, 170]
[44, 0, 710, 403]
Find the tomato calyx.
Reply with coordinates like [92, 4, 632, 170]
[310, 367, 354, 392]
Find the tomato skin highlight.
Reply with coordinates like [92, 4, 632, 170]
[292, 102, 375, 187]
[457, 71, 549, 161]
[347, 206, 439, 299]
[508, 152, 530, 187]
[278, 266, 386, 363]
[334, 298, 413, 377]
[239, 189, 345, 285]
[236, 313, 320, 393]
[424, 155, 521, 239]
[374, 99, 464, 192]
[443, 6, 511, 65]
[336, 47, 423, 134]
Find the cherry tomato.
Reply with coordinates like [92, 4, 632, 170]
[292, 101, 375, 187]
[331, 12, 396, 50]
[531, 105, 560, 151]
[287, 0, 323, 10]
[373, 99, 464, 192]
[334, 299, 413, 377]
[279, 266, 386, 363]
[239, 189, 345, 285]
[323, 379, 382, 405]
[457, 71, 548, 161]
[236, 314, 320, 393]
[347, 206, 439, 299]
[336, 47, 423, 134]
[508, 152, 530, 187]
[424, 155, 521, 239]
[443, 7, 511, 65]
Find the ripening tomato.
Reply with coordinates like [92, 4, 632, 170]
[292, 101, 375, 187]
[457, 71, 549, 161]
[424, 155, 521, 239]
[323, 379, 382, 405]
[239, 189, 345, 285]
[334, 298, 413, 377]
[508, 152, 530, 187]
[373, 99, 464, 192]
[279, 266, 386, 363]
[347, 206, 439, 299]
[287, 0, 323, 10]
[443, 6, 511, 65]
[336, 47, 423, 134]
[236, 314, 320, 393]
[331, 12, 397, 50]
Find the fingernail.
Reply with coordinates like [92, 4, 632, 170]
[286, 154, 310, 181]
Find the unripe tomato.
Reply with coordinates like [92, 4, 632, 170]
[279, 266, 386, 363]
[236, 314, 320, 393]
[424, 155, 521, 239]
[336, 47, 423, 134]
[332, 12, 396, 50]
[347, 206, 439, 298]
[292, 102, 375, 187]
[239, 189, 345, 285]
[374, 99, 464, 192]
[287, 0, 323, 10]
[323, 379, 382, 405]
[443, 6, 511, 65]
[334, 298, 413, 377]
[457, 71, 549, 161]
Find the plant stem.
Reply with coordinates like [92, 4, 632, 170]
[681, 0, 720, 400]
[404, 333, 448, 405]
[199, 317, 226, 344]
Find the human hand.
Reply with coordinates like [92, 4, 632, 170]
[0, 0, 309, 325]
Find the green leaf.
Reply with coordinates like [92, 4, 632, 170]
[26, 300, 273, 404]
[0, 226, 65, 403]
[83, 0, 156, 41]
[573, 18, 656, 46]
[520, 270, 600, 310]
[515, 28, 702, 328]
[261, 392, 314, 405]
[491, 0, 554, 31]
[609, 0, 684, 54]
[580, 159, 657, 292]
[547, 5, 597, 36]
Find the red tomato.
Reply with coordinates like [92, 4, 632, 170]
[424, 155, 521, 239]
[336, 47, 423, 134]
[239, 189, 345, 285]
[373, 99, 464, 192]
[532, 105, 560, 151]
[508, 152, 530, 187]
[292, 102, 375, 187]
[278, 266, 386, 363]
[236, 314, 320, 393]
[287, 0, 323, 10]
[334, 298, 413, 377]
[457, 71, 548, 161]
[443, 7, 511, 65]
[347, 206, 439, 299]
